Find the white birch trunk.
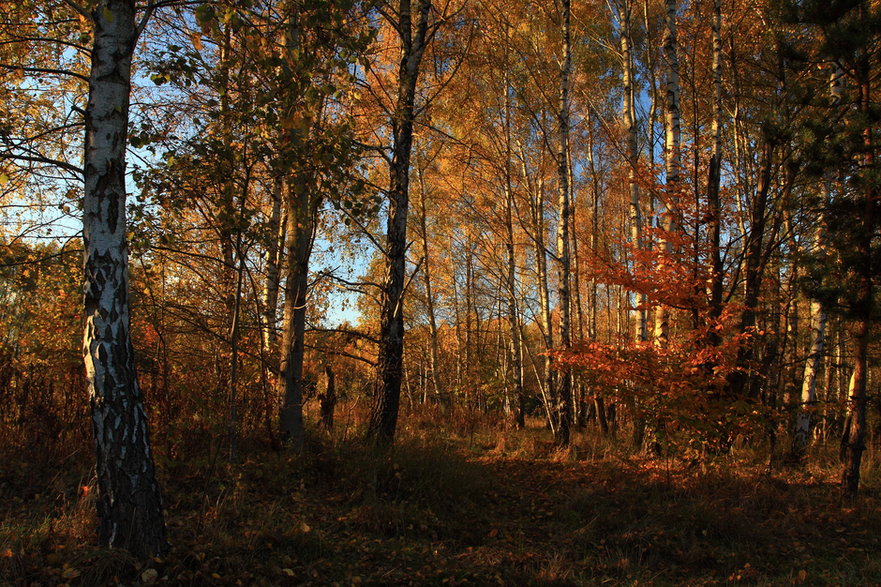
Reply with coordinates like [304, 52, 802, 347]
[793, 64, 843, 457]
[620, 0, 647, 343]
[654, 0, 680, 347]
[83, 0, 166, 557]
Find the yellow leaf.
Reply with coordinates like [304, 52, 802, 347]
[0, 173, 8, 186]
[61, 567, 81, 580]
[281, 568, 295, 577]
[140, 568, 158, 584]
[102, 5, 114, 22]
[190, 32, 203, 52]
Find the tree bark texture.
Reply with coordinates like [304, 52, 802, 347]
[261, 176, 285, 352]
[620, 0, 647, 343]
[278, 178, 316, 451]
[368, 0, 432, 445]
[841, 52, 877, 500]
[793, 63, 843, 459]
[707, 0, 724, 325]
[320, 365, 336, 430]
[502, 69, 525, 428]
[554, 0, 573, 446]
[83, 0, 166, 558]
[728, 144, 773, 400]
[654, 0, 681, 346]
[415, 162, 442, 403]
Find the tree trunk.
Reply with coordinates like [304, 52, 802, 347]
[227, 181, 248, 462]
[792, 64, 843, 456]
[793, 278, 826, 459]
[620, 0, 647, 343]
[502, 68, 525, 429]
[585, 111, 608, 433]
[368, 0, 432, 446]
[320, 365, 336, 430]
[519, 147, 555, 432]
[450, 236, 464, 392]
[83, 0, 166, 558]
[535, 175, 555, 425]
[262, 176, 285, 353]
[728, 144, 773, 400]
[277, 178, 316, 451]
[707, 0, 724, 326]
[841, 56, 877, 500]
[654, 0, 681, 347]
[570, 182, 586, 427]
[554, 0, 573, 447]
[415, 160, 442, 403]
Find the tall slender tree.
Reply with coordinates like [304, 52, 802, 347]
[80, 0, 166, 557]
[368, 0, 434, 445]
[554, 0, 574, 446]
[655, 0, 681, 347]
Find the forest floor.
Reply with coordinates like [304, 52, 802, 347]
[3, 408, 881, 585]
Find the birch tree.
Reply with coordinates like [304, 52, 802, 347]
[554, 0, 574, 446]
[80, 0, 166, 557]
[791, 64, 842, 460]
[272, 0, 372, 449]
[0, 3, 168, 553]
[368, 0, 434, 444]
[617, 0, 647, 343]
[706, 0, 724, 327]
[654, 0, 681, 347]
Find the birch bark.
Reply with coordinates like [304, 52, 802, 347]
[654, 0, 680, 347]
[368, 0, 432, 444]
[792, 65, 842, 458]
[83, 0, 166, 557]
[554, 0, 573, 446]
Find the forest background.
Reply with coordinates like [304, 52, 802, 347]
[1, 0, 880, 583]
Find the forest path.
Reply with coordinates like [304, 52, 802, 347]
[271, 446, 881, 585]
[4, 442, 881, 585]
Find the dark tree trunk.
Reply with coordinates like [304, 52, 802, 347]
[367, 0, 432, 446]
[320, 365, 337, 430]
[728, 144, 773, 400]
[841, 59, 877, 500]
[706, 0, 724, 328]
[278, 178, 316, 451]
[554, 0, 573, 447]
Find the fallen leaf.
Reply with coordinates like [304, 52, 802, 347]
[141, 568, 158, 584]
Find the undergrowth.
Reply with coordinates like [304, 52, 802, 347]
[2, 401, 880, 585]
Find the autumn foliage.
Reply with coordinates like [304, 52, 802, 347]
[1, 0, 881, 581]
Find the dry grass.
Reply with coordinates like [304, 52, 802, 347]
[2, 401, 881, 585]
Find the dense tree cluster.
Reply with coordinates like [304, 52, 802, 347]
[1, 0, 879, 557]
